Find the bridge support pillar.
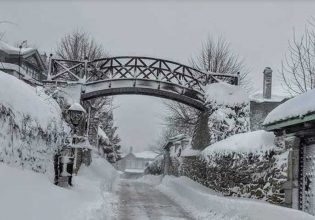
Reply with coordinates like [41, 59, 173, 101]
[191, 110, 210, 150]
[163, 146, 171, 176]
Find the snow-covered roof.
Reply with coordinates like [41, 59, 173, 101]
[0, 41, 35, 56]
[264, 88, 315, 127]
[68, 103, 86, 113]
[133, 151, 159, 159]
[205, 82, 248, 106]
[181, 147, 200, 157]
[249, 91, 288, 103]
[202, 130, 275, 158]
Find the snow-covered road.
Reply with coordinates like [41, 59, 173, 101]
[116, 179, 193, 220]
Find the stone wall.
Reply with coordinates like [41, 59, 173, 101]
[147, 146, 289, 205]
[250, 100, 286, 131]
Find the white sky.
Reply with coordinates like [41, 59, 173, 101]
[0, 1, 314, 152]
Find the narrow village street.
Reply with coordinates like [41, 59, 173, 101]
[116, 178, 193, 220]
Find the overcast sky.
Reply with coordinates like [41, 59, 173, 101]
[1, 1, 314, 152]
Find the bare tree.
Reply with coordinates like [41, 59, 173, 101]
[55, 30, 121, 152]
[161, 36, 249, 146]
[191, 36, 249, 87]
[281, 20, 315, 95]
[56, 29, 106, 61]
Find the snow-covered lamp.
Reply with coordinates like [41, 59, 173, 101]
[68, 103, 86, 127]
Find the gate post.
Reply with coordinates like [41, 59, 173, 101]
[163, 142, 172, 176]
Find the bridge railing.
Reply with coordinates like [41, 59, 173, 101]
[46, 56, 239, 90]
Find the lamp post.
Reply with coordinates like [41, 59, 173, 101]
[54, 103, 86, 187]
[18, 40, 27, 79]
[67, 103, 87, 178]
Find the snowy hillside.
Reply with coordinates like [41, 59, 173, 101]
[0, 71, 68, 172]
[0, 71, 63, 128]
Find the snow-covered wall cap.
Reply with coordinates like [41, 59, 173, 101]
[205, 82, 248, 106]
[264, 88, 315, 126]
[0, 40, 35, 56]
[68, 103, 86, 113]
[201, 130, 275, 158]
[133, 151, 159, 159]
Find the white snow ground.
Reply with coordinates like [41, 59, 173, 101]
[139, 175, 315, 220]
[0, 154, 118, 220]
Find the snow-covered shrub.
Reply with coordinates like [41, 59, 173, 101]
[145, 155, 164, 175]
[0, 73, 68, 173]
[205, 82, 250, 144]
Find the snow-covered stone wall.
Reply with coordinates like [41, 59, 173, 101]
[147, 130, 289, 205]
[0, 72, 68, 173]
[205, 82, 250, 145]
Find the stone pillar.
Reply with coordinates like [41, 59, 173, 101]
[164, 147, 171, 176]
[283, 136, 300, 209]
[192, 110, 210, 150]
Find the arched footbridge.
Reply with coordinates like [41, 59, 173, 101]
[45, 56, 239, 111]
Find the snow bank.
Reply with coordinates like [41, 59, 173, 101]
[205, 82, 248, 106]
[0, 71, 62, 128]
[157, 176, 314, 220]
[264, 88, 315, 125]
[0, 154, 118, 220]
[0, 71, 68, 172]
[202, 130, 276, 157]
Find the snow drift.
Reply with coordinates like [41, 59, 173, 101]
[157, 176, 314, 220]
[0, 154, 118, 220]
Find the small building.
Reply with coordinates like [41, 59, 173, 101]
[249, 67, 289, 131]
[264, 88, 315, 216]
[116, 148, 159, 173]
[0, 40, 47, 85]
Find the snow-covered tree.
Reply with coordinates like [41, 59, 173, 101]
[55, 30, 121, 162]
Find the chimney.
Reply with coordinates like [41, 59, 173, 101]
[129, 146, 133, 154]
[263, 67, 272, 99]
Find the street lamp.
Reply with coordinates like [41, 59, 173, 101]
[54, 103, 87, 187]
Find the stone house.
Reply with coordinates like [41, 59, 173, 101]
[116, 148, 159, 173]
[264, 88, 315, 216]
[249, 67, 289, 131]
[0, 40, 47, 85]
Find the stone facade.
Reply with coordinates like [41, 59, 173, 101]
[250, 100, 287, 131]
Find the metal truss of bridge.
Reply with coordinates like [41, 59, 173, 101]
[45, 56, 239, 111]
